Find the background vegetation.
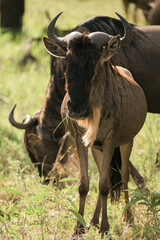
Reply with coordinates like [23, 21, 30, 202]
[0, 0, 160, 239]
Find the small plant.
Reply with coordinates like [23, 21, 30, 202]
[123, 189, 160, 237]
[0, 199, 21, 239]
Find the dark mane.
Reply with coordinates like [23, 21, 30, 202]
[74, 15, 151, 54]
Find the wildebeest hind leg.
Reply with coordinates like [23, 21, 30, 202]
[120, 140, 134, 224]
[129, 160, 146, 190]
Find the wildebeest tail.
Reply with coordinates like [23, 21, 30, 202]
[110, 147, 122, 203]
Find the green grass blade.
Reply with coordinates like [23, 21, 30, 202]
[67, 198, 78, 212]
[6, 227, 22, 240]
[29, 193, 49, 201]
[0, 215, 6, 223]
[59, 177, 77, 182]
[69, 209, 86, 228]
[0, 188, 21, 196]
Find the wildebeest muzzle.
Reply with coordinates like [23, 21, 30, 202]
[67, 98, 90, 120]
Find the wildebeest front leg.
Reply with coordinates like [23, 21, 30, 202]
[73, 133, 89, 236]
[120, 141, 134, 224]
[99, 142, 115, 236]
[90, 148, 102, 227]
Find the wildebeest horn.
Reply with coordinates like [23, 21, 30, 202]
[47, 12, 132, 48]
[9, 104, 35, 129]
[47, 12, 65, 45]
[47, 12, 81, 47]
[88, 13, 133, 48]
[115, 12, 133, 46]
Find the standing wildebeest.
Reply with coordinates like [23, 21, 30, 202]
[9, 13, 160, 185]
[147, 0, 160, 24]
[43, 12, 147, 236]
[122, 0, 152, 22]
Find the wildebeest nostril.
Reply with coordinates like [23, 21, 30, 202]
[67, 99, 86, 112]
[67, 98, 89, 119]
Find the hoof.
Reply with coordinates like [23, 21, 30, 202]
[100, 231, 109, 239]
[100, 221, 109, 238]
[124, 209, 134, 225]
[72, 222, 86, 237]
[89, 218, 99, 229]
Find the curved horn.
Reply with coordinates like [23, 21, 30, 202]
[47, 12, 81, 46]
[9, 104, 35, 130]
[115, 12, 133, 46]
[47, 12, 67, 46]
[88, 13, 133, 48]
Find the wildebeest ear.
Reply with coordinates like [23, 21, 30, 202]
[101, 35, 120, 62]
[43, 37, 66, 58]
[28, 134, 42, 143]
[108, 35, 120, 54]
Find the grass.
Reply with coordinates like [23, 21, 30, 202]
[0, 0, 160, 239]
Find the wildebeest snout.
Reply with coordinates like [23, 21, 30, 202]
[67, 98, 89, 119]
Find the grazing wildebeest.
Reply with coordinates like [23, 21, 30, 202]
[147, 0, 160, 25]
[9, 71, 76, 179]
[9, 13, 160, 186]
[122, 0, 153, 22]
[43, 12, 147, 236]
